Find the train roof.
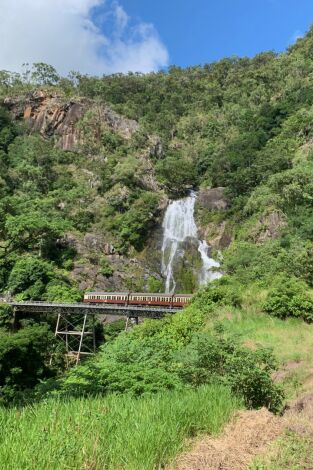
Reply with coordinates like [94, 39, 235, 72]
[85, 292, 129, 295]
[85, 292, 193, 297]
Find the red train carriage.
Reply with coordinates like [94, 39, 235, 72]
[83, 292, 192, 308]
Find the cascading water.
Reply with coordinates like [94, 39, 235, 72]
[161, 192, 222, 293]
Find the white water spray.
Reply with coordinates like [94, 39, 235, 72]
[161, 192, 222, 293]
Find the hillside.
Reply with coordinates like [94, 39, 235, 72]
[1, 27, 313, 469]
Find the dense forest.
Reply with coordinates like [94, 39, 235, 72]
[1, 27, 313, 469]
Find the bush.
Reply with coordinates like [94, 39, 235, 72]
[7, 256, 53, 299]
[0, 304, 13, 329]
[176, 332, 283, 412]
[43, 284, 82, 303]
[194, 278, 242, 308]
[51, 307, 283, 412]
[99, 258, 113, 277]
[263, 275, 313, 321]
[0, 324, 59, 405]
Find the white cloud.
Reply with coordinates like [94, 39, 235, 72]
[0, 0, 169, 75]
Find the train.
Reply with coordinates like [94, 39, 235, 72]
[83, 292, 193, 308]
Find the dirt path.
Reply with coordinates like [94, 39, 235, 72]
[170, 392, 313, 470]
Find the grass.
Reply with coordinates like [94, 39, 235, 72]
[206, 298, 313, 399]
[0, 384, 241, 470]
[218, 309, 313, 364]
[251, 431, 313, 469]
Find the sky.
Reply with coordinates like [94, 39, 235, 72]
[0, 0, 312, 76]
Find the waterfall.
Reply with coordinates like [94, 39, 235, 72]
[198, 240, 222, 284]
[161, 192, 222, 293]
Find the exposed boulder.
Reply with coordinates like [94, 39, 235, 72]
[202, 221, 233, 250]
[197, 187, 229, 211]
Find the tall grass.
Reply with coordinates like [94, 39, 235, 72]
[0, 385, 241, 470]
[218, 310, 313, 363]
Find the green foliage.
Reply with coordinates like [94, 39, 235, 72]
[7, 256, 53, 298]
[0, 324, 59, 405]
[0, 385, 240, 470]
[43, 284, 82, 303]
[194, 278, 242, 308]
[176, 332, 283, 411]
[114, 192, 160, 250]
[103, 319, 126, 343]
[51, 300, 282, 412]
[156, 154, 197, 196]
[0, 304, 13, 329]
[3, 30, 313, 427]
[147, 276, 163, 293]
[263, 275, 313, 321]
[99, 258, 113, 278]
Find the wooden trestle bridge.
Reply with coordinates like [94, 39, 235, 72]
[9, 301, 180, 363]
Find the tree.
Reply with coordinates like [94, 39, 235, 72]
[31, 63, 60, 85]
[7, 256, 53, 298]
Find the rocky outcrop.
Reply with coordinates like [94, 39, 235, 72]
[251, 210, 287, 243]
[202, 221, 233, 250]
[197, 187, 229, 211]
[196, 187, 232, 250]
[63, 232, 161, 292]
[149, 135, 164, 159]
[4, 90, 139, 150]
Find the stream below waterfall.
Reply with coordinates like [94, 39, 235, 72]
[161, 191, 222, 293]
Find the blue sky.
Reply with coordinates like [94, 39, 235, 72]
[123, 0, 313, 67]
[0, 0, 312, 75]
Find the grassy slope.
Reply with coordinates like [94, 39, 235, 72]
[210, 312, 313, 400]
[0, 385, 240, 470]
[202, 295, 313, 470]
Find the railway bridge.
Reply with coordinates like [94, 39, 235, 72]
[8, 301, 180, 363]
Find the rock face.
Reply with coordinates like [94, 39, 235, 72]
[63, 232, 161, 292]
[203, 221, 233, 250]
[196, 187, 232, 250]
[251, 211, 287, 243]
[197, 187, 229, 211]
[4, 90, 139, 150]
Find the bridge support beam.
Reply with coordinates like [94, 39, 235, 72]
[54, 312, 96, 364]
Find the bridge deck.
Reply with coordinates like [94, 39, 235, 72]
[9, 301, 181, 318]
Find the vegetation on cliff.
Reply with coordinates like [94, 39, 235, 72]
[1, 27, 313, 469]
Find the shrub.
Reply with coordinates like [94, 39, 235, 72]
[43, 284, 82, 303]
[263, 275, 313, 321]
[193, 278, 242, 309]
[176, 333, 283, 412]
[0, 304, 13, 329]
[7, 256, 53, 299]
[0, 324, 59, 405]
[99, 258, 113, 277]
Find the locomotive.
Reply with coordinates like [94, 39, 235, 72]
[83, 292, 192, 308]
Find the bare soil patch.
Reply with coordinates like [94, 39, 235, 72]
[170, 408, 284, 470]
[170, 391, 313, 470]
[272, 359, 305, 383]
